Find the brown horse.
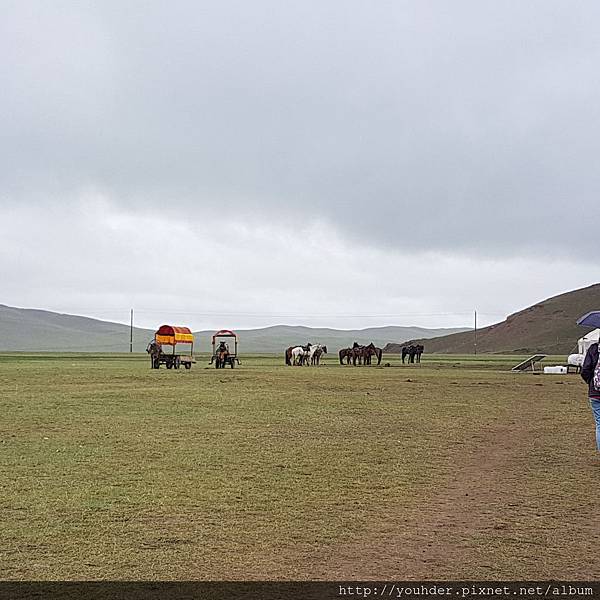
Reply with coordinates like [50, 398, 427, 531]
[402, 346, 410, 364]
[415, 344, 424, 363]
[339, 348, 352, 365]
[402, 344, 423, 364]
[285, 346, 294, 365]
[146, 340, 162, 369]
[351, 342, 365, 366]
[363, 343, 383, 365]
[215, 343, 230, 368]
[311, 345, 327, 365]
[363, 343, 375, 365]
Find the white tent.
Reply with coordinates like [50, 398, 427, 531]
[578, 328, 600, 355]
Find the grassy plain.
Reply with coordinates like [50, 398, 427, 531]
[0, 353, 598, 580]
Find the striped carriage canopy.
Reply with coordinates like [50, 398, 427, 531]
[155, 325, 194, 346]
[211, 329, 237, 343]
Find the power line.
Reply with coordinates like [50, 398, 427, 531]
[131, 309, 506, 319]
[5, 304, 508, 320]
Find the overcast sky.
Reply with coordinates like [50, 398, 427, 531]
[1, 1, 598, 331]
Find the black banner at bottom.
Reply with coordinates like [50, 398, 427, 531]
[0, 581, 598, 600]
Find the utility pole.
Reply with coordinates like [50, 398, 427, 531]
[130, 309, 134, 353]
[474, 310, 477, 355]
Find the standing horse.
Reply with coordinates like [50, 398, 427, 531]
[320, 345, 328, 364]
[415, 344, 424, 363]
[409, 345, 419, 363]
[146, 340, 162, 369]
[285, 346, 294, 365]
[339, 348, 352, 365]
[312, 347, 322, 365]
[291, 343, 312, 366]
[291, 346, 304, 365]
[374, 346, 383, 365]
[214, 342, 230, 368]
[351, 342, 365, 366]
[363, 343, 383, 365]
[362, 343, 376, 365]
[310, 344, 327, 365]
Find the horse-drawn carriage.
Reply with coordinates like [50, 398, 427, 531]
[146, 325, 196, 370]
[209, 329, 240, 369]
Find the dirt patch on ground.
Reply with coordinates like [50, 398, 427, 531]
[308, 411, 599, 579]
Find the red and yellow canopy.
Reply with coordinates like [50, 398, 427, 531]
[211, 329, 237, 343]
[155, 325, 194, 346]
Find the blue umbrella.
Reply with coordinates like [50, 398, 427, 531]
[577, 311, 600, 328]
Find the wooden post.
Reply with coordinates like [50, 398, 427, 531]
[130, 309, 133, 353]
[474, 310, 477, 355]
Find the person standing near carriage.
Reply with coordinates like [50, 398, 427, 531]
[581, 341, 600, 453]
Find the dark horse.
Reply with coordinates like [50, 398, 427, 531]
[285, 346, 294, 366]
[402, 344, 424, 364]
[339, 347, 352, 365]
[414, 344, 424, 363]
[363, 343, 383, 365]
[351, 342, 381, 366]
[351, 342, 364, 366]
[311, 345, 327, 365]
[215, 341, 230, 369]
[146, 340, 162, 369]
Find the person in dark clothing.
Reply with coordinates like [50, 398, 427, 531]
[580, 342, 600, 452]
[216, 341, 229, 354]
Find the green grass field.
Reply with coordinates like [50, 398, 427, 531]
[0, 353, 598, 580]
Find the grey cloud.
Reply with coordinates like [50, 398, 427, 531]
[2, 1, 599, 257]
[2, 201, 595, 331]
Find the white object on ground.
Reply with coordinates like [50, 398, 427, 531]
[543, 366, 567, 374]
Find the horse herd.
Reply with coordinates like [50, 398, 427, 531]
[402, 344, 424, 364]
[285, 341, 425, 367]
[338, 342, 383, 366]
[285, 343, 328, 366]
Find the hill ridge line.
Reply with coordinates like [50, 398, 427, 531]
[384, 283, 600, 355]
[0, 304, 467, 353]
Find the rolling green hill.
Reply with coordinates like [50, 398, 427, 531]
[0, 304, 466, 353]
[383, 283, 600, 355]
[194, 324, 468, 354]
[0, 305, 154, 352]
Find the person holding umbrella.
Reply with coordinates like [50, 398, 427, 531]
[577, 311, 600, 452]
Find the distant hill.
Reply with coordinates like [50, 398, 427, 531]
[383, 283, 600, 355]
[193, 324, 468, 354]
[0, 304, 466, 352]
[0, 305, 154, 352]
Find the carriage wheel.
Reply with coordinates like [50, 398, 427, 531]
[184, 362, 192, 370]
